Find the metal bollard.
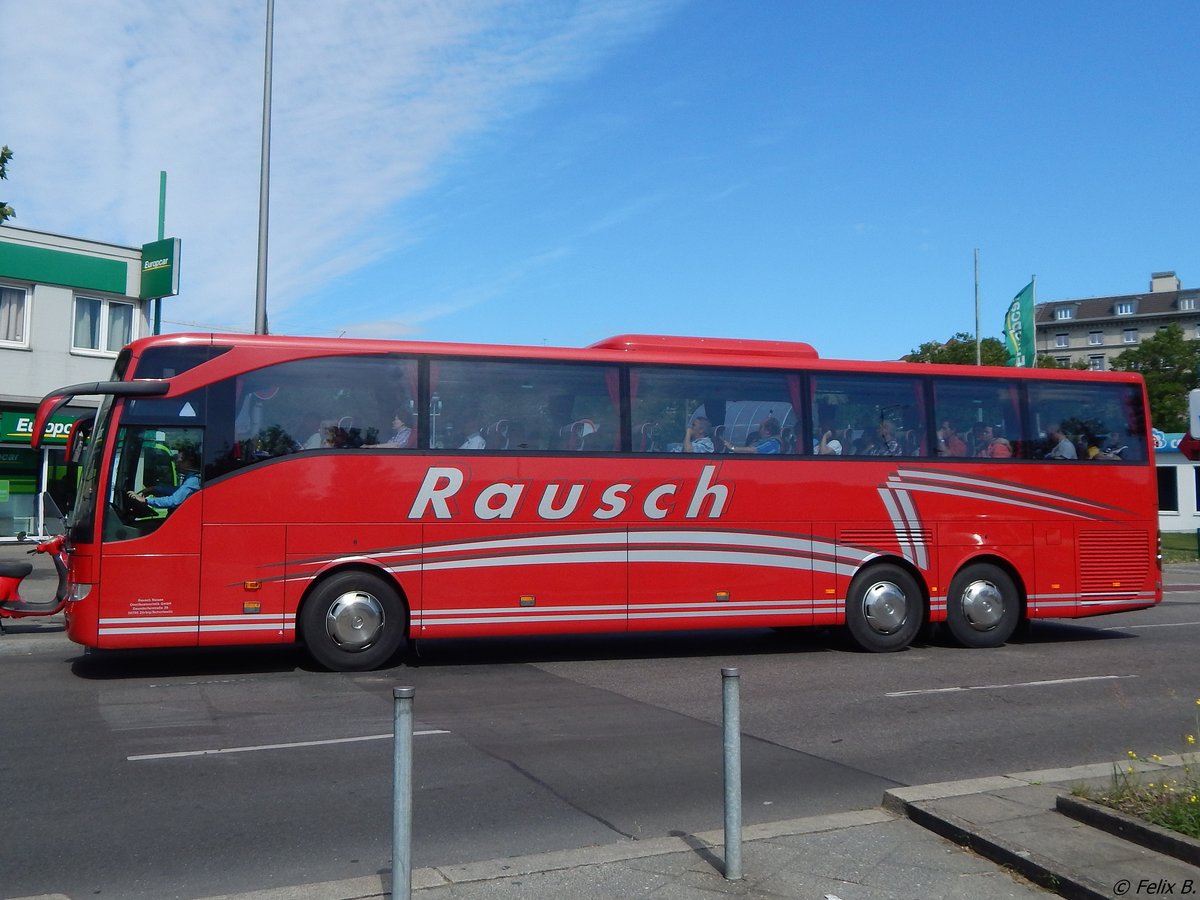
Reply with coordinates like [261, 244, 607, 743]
[721, 667, 742, 881]
[393, 687, 415, 900]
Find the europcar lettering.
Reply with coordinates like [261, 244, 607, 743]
[408, 464, 730, 521]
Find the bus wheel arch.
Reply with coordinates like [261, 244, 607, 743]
[944, 558, 1024, 649]
[844, 558, 926, 653]
[298, 565, 409, 671]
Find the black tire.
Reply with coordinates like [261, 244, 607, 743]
[300, 570, 407, 671]
[845, 563, 924, 652]
[945, 563, 1020, 649]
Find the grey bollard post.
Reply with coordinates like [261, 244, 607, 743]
[721, 667, 742, 881]
[393, 687, 415, 900]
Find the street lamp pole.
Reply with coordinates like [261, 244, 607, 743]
[254, 0, 274, 335]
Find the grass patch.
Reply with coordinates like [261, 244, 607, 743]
[1163, 532, 1200, 564]
[1074, 701, 1200, 839]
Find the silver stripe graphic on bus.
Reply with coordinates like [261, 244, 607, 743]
[884, 470, 1122, 521]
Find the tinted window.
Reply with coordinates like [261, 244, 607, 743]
[206, 354, 417, 477]
[932, 378, 1022, 459]
[1026, 382, 1147, 461]
[631, 366, 800, 455]
[811, 373, 927, 457]
[133, 344, 231, 379]
[431, 359, 618, 452]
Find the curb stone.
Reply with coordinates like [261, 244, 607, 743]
[1056, 793, 1200, 868]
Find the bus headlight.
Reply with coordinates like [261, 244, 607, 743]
[69, 583, 94, 603]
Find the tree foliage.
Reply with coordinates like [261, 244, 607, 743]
[904, 332, 1008, 366]
[0, 145, 14, 223]
[1109, 324, 1200, 432]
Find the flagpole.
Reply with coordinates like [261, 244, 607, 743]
[974, 249, 981, 365]
[1030, 274, 1037, 367]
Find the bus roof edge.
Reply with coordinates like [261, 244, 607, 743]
[589, 334, 819, 359]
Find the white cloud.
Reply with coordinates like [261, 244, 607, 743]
[1, 0, 681, 333]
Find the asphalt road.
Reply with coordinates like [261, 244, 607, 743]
[3, 561, 1199, 900]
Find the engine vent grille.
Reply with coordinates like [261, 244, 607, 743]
[1079, 530, 1149, 593]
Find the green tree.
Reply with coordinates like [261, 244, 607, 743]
[1109, 324, 1200, 432]
[0, 145, 14, 223]
[904, 332, 1008, 366]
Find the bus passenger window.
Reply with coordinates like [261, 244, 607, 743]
[1026, 382, 1146, 462]
[931, 377, 1022, 460]
[433, 359, 618, 452]
[632, 366, 799, 456]
[812, 373, 926, 458]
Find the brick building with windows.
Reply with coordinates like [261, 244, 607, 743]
[1035, 271, 1197, 370]
[0, 225, 160, 539]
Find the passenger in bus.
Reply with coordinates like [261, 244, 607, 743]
[937, 421, 967, 456]
[128, 446, 202, 512]
[723, 416, 782, 454]
[459, 428, 486, 450]
[1045, 424, 1078, 459]
[1101, 432, 1128, 458]
[683, 417, 715, 453]
[973, 424, 995, 457]
[866, 419, 902, 456]
[988, 437, 1014, 458]
[366, 410, 415, 448]
[299, 415, 337, 449]
[817, 431, 842, 455]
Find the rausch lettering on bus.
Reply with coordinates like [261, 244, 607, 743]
[407, 463, 731, 521]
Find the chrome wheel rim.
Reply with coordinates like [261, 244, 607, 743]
[324, 591, 385, 651]
[959, 579, 1004, 631]
[862, 581, 908, 635]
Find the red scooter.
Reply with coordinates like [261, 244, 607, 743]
[0, 532, 70, 632]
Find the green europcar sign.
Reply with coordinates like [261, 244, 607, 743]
[140, 237, 181, 300]
[0, 411, 76, 445]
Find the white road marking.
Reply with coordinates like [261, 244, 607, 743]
[885, 674, 1136, 698]
[128, 729, 451, 761]
[1102, 620, 1200, 631]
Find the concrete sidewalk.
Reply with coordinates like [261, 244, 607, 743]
[182, 759, 1198, 900]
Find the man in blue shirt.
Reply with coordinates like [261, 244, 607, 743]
[724, 416, 782, 454]
[128, 446, 202, 512]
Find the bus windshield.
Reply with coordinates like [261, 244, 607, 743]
[103, 425, 204, 542]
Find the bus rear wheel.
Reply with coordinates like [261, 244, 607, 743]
[844, 563, 923, 652]
[301, 571, 407, 671]
[945, 563, 1019, 649]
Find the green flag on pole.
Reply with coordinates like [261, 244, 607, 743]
[1004, 281, 1035, 367]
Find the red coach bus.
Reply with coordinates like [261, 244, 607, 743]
[31, 332, 1159, 670]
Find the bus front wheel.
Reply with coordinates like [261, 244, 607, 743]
[945, 564, 1019, 649]
[301, 571, 408, 671]
[844, 564, 923, 652]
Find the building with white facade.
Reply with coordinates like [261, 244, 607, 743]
[0, 226, 163, 539]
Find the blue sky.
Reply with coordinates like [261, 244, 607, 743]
[3, 1, 1197, 361]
